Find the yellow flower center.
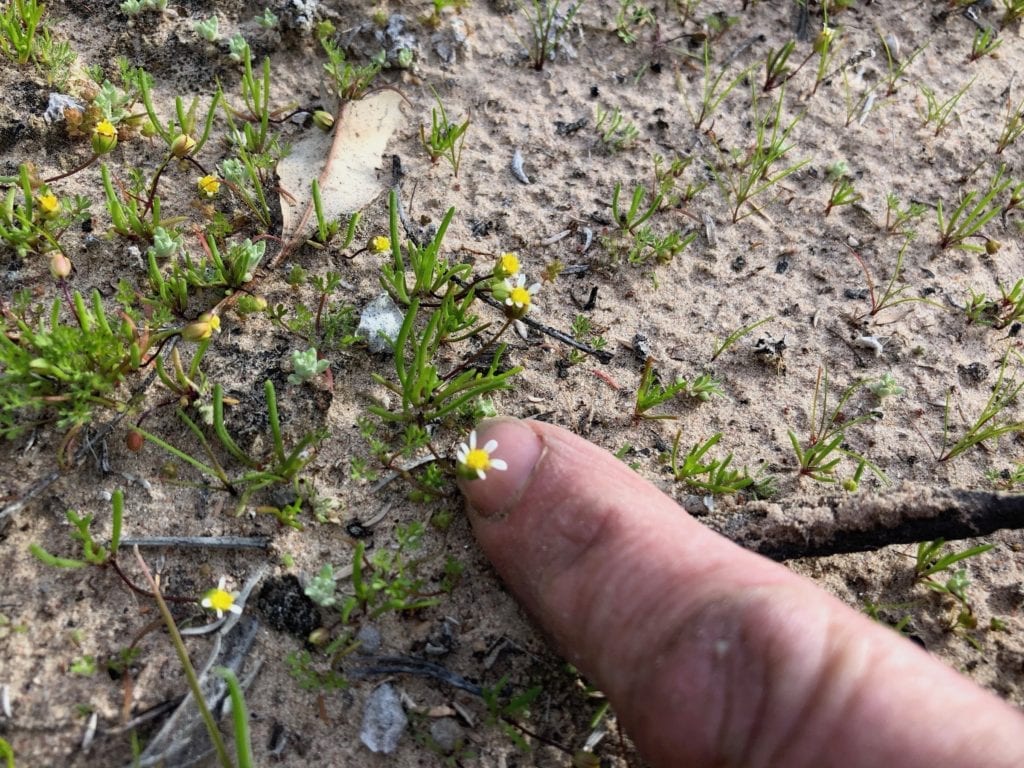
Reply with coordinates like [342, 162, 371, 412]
[500, 253, 520, 275]
[207, 589, 234, 612]
[94, 120, 116, 138]
[371, 235, 391, 253]
[465, 448, 491, 472]
[510, 286, 531, 307]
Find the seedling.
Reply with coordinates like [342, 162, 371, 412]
[968, 27, 1001, 62]
[135, 380, 328, 514]
[421, 89, 470, 177]
[914, 539, 993, 636]
[29, 489, 124, 568]
[633, 359, 722, 419]
[669, 432, 753, 494]
[718, 86, 808, 222]
[995, 93, 1024, 154]
[935, 350, 1024, 463]
[919, 76, 975, 136]
[0, 290, 150, 439]
[711, 316, 773, 361]
[868, 372, 905, 400]
[319, 32, 382, 101]
[615, 0, 654, 44]
[848, 237, 943, 319]
[611, 182, 661, 234]
[193, 16, 219, 43]
[309, 179, 361, 248]
[687, 40, 751, 131]
[0, 0, 43, 65]
[964, 278, 1024, 329]
[884, 192, 927, 235]
[879, 34, 927, 96]
[652, 153, 706, 207]
[787, 367, 886, 485]
[935, 164, 1012, 250]
[518, 0, 584, 71]
[595, 104, 638, 151]
[825, 174, 861, 216]
[120, 0, 167, 14]
[288, 347, 330, 385]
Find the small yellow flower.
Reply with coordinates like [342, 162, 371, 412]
[181, 312, 221, 341]
[201, 576, 242, 619]
[37, 192, 60, 217]
[370, 235, 391, 254]
[503, 274, 540, 319]
[197, 174, 220, 198]
[170, 133, 197, 158]
[493, 252, 521, 280]
[92, 120, 118, 154]
[456, 430, 507, 481]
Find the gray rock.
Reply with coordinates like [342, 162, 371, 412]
[429, 717, 464, 754]
[357, 292, 404, 354]
[360, 683, 407, 754]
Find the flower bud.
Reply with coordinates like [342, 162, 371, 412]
[813, 26, 835, 56]
[181, 312, 221, 341]
[92, 120, 118, 155]
[312, 110, 334, 131]
[985, 238, 1001, 255]
[48, 252, 72, 279]
[170, 133, 197, 158]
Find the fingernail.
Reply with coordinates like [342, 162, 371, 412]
[457, 417, 544, 519]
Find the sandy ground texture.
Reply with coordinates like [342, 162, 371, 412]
[1, 0, 1024, 765]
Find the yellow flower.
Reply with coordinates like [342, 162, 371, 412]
[370, 235, 391, 253]
[37, 192, 60, 217]
[92, 120, 118, 154]
[503, 274, 540, 319]
[181, 312, 221, 341]
[197, 174, 220, 198]
[456, 430, 507, 481]
[493, 252, 521, 279]
[201, 576, 242, 619]
[170, 133, 197, 158]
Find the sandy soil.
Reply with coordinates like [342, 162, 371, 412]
[1, 0, 1023, 765]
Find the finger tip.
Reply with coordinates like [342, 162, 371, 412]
[458, 417, 544, 519]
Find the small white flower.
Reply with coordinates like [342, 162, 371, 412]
[503, 274, 540, 312]
[200, 576, 242, 618]
[456, 430, 508, 480]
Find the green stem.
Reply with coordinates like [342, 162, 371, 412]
[132, 547, 233, 768]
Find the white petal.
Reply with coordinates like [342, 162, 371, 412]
[483, 439, 498, 454]
[476, 468, 486, 480]
[528, 283, 540, 294]
[456, 444, 469, 461]
[217, 576, 227, 590]
[468, 430, 478, 449]
[229, 604, 243, 615]
[490, 458, 507, 471]
[201, 597, 213, 609]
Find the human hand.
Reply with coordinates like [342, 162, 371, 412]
[458, 418, 1024, 767]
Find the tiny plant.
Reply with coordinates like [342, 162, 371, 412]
[935, 164, 1012, 250]
[288, 348, 330, 385]
[919, 76, 975, 136]
[595, 104, 638, 150]
[936, 350, 1024, 463]
[669, 432, 753, 494]
[421, 89, 470, 177]
[968, 27, 1001, 62]
[518, 0, 584, 71]
[633, 359, 721, 419]
[688, 40, 751, 131]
